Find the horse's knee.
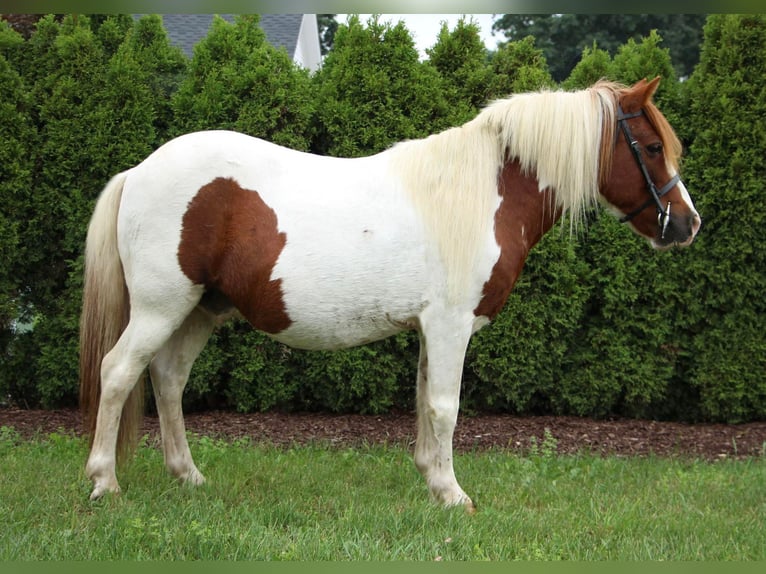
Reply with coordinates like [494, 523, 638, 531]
[414, 450, 430, 476]
[423, 398, 460, 438]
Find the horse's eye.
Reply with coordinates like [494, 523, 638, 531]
[646, 143, 663, 155]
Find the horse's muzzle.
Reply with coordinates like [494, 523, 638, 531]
[652, 211, 701, 249]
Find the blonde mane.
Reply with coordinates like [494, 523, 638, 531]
[388, 82, 665, 301]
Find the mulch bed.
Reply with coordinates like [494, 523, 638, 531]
[2, 407, 765, 460]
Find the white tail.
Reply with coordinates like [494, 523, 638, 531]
[79, 171, 142, 460]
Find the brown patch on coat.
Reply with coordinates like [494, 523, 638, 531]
[474, 161, 560, 319]
[178, 177, 292, 334]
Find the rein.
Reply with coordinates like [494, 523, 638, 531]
[616, 106, 681, 239]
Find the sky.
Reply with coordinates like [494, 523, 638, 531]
[337, 14, 501, 58]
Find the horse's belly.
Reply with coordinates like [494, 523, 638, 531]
[270, 308, 414, 351]
[269, 243, 431, 351]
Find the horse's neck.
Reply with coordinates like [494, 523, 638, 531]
[474, 160, 561, 319]
[497, 160, 561, 250]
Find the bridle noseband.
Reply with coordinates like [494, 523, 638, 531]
[616, 105, 681, 239]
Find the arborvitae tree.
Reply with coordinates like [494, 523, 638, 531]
[94, 36, 156, 172]
[119, 15, 186, 146]
[563, 31, 679, 105]
[0, 24, 36, 401]
[425, 17, 493, 124]
[4, 15, 162, 407]
[555, 30, 685, 418]
[1, 17, 60, 407]
[21, 15, 107, 311]
[2, 15, 108, 405]
[312, 14, 450, 157]
[493, 14, 706, 82]
[464, 232, 590, 415]
[676, 15, 766, 422]
[488, 35, 554, 97]
[610, 30, 681, 119]
[92, 13, 133, 57]
[171, 14, 314, 150]
[561, 42, 612, 90]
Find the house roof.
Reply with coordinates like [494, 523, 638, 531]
[135, 14, 304, 59]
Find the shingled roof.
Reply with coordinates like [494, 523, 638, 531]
[133, 14, 319, 70]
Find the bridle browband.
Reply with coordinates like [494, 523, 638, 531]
[616, 105, 681, 239]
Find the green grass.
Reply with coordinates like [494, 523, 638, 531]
[1, 425, 764, 560]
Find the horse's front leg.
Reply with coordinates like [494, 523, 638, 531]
[414, 315, 475, 513]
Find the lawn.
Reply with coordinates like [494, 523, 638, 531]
[1, 426, 764, 560]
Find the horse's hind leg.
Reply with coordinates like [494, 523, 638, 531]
[86, 308, 192, 500]
[149, 307, 215, 486]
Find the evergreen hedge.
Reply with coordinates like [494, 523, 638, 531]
[676, 15, 766, 422]
[0, 14, 763, 422]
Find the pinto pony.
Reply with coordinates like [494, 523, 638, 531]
[80, 78, 700, 510]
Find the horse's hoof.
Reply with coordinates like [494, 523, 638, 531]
[437, 489, 476, 513]
[181, 468, 206, 487]
[89, 481, 121, 501]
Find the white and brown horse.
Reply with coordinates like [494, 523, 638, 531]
[80, 78, 700, 511]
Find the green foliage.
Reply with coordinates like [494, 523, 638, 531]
[612, 30, 675, 85]
[465, 232, 589, 414]
[489, 35, 554, 96]
[425, 23, 554, 122]
[171, 15, 314, 150]
[426, 17, 493, 124]
[120, 15, 186, 145]
[677, 15, 766, 422]
[547, 30, 688, 420]
[560, 221, 679, 418]
[3, 14, 166, 407]
[313, 15, 449, 157]
[561, 42, 612, 90]
[92, 14, 133, 57]
[0, 18, 25, 67]
[317, 14, 338, 55]
[611, 30, 681, 120]
[184, 322, 298, 413]
[3, 16, 108, 405]
[0, 26, 35, 341]
[462, 31, 680, 419]
[296, 332, 418, 414]
[493, 14, 706, 82]
[563, 30, 679, 103]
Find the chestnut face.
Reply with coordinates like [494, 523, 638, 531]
[600, 79, 700, 248]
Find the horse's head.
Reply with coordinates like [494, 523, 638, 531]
[599, 78, 701, 248]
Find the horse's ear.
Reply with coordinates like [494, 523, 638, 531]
[643, 76, 661, 101]
[621, 77, 661, 112]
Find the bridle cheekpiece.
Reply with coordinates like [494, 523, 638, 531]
[616, 105, 681, 239]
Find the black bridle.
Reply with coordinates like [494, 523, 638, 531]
[616, 105, 681, 239]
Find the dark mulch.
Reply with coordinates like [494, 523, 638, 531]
[2, 407, 765, 460]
